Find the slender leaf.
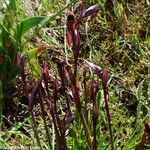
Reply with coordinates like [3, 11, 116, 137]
[0, 80, 3, 128]
[16, 16, 46, 41]
[8, 0, 17, 13]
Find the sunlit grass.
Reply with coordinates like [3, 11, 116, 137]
[0, 0, 150, 149]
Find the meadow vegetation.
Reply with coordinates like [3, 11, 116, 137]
[0, 0, 150, 149]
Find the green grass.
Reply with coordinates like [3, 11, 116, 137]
[0, 0, 150, 149]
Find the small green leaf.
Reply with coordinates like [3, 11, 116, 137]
[16, 16, 46, 41]
[147, 36, 150, 49]
[115, 2, 124, 20]
[27, 48, 37, 59]
[30, 59, 41, 78]
[8, 0, 17, 13]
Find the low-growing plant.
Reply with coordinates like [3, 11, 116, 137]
[0, 0, 75, 127]
[0, 0, 150, 149]
[0, 0, 45, 124]
[24, 3, 115, 150]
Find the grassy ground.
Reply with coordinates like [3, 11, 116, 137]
[0, 0, 150, 149]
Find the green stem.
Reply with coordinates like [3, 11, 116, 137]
[30, 110, 43, 150]
[80, 111, 92, 149]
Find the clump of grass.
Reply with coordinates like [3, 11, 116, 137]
[0, 0, 47, 124]
[0, 0, 150, 149]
